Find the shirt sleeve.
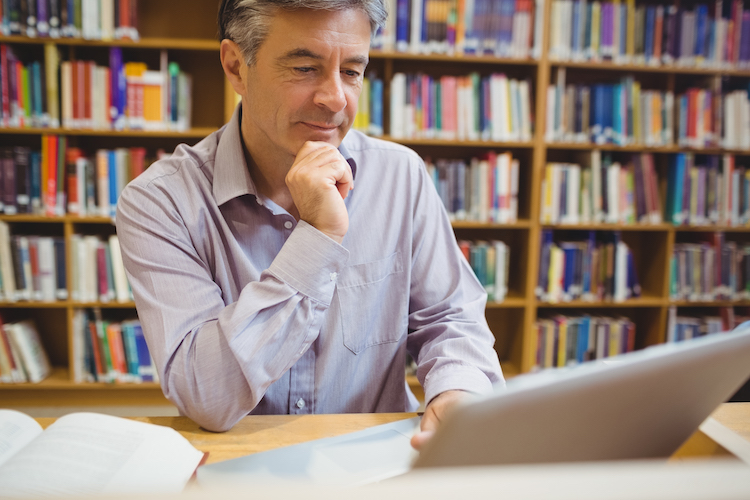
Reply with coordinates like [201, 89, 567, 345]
[405, 155, 505, 406]
[116, 175, 348, 431]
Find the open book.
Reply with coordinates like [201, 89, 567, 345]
[0, 410, 206, 497]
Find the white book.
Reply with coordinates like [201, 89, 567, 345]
[490, 74, 507, 142]
[100, 0, 114, 40]
[83, 235, 100, 303]
[550, 164, 562, 224]
[71, 309, 86, 383]
[567, 164, 580, 225]
[496, 153, 511, 222]
[7, 320, 50, 383]
[591, 151, 603, 223]
[466, 80, 478, 141]
[15, 236, 32, 301]
[4, 326, 27, 382]
[518, 80, 532, 141]
[37, 237, 56, 302]
[546, 86, 557, 142]
[409, 0, 423, 53]
[0, 410, 204, 497]
[548, 1, 561, 59]
[493, 241, 509, 302]
[614, 241, 628, 302]
[109, 235, 131, 303]
[69, 235, 80, 302]
[509, 78, 520, 141]
[0, 221, 16, 302]
[389, 73, 405, 138]
[606, 163, 620, 224]
[60, 61, 73, 129]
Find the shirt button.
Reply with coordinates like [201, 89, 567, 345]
[330, 272, 337, 281]
[284, 221, 293, 229]
[256, 198, 262, 205]
[296, 398, 305, 409]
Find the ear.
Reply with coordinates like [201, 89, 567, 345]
[220, 39, 247, 97]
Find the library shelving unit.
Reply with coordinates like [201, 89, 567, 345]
[4, 0, 750, 409]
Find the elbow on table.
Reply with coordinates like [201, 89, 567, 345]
[166, 386, 247, 433]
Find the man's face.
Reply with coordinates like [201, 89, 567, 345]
[240, 8, 371, 159]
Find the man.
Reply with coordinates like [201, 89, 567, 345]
[116, 0, 503, 448]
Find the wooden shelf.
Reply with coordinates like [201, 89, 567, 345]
[486, 297, 527, 308]
[0, 367, 160, 390]
[546, 142, 750, 156]
[382, 136, 535, 148]
[670, 300, 750, 307]
[0, 34, 219, 51]
[0, 127, 217, 138]
[370, 50, 538, 66]
[550, 59, 750, 77]
[0, 301, 135, 308]
[536, 297, 666, 308]
[453, 220, 532, 229]
[541, 223, 673, 231]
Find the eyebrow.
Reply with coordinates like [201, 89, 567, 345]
[279, 48, 369, 66]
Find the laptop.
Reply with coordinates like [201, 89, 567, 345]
[197, 324, 750, 487]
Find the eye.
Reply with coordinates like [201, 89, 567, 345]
[342, 70, 360, 78]
[294, 67, 315, 74]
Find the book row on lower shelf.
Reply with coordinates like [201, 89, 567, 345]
[670, 234, 750, 302]
[549, 0, 750, 69]
[541, 151, 750, 228]
[388, 72, 534, 142]
[0, 223, 132, 304]
[426, 151, 520, 223]
[0, 136, 149, 218]
[537, 230, 641, 303]
[71, 309, 155, 384]
[546, 68, 750, 151]
[534, 307, 749, 371]
[535, 314, 636, 370]
[0, 44, 192, 132]
[666, 306, 750, 342]
[0, 318, 50, 383]
[457, 240, 511, 303]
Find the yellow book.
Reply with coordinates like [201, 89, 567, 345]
[609, 322, 621, 357]
[653, 93, 662, 145]
[557, 318, 568, 367]
[44, 43, 60, 128]
[542, 163, 554, 223]
[142, 70, 164, 129]
[591, 2, 601, 58]
[626, 0, 635, 59]
[455, 0, 465, 53]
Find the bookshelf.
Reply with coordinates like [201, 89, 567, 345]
[3, 0, 750, 408]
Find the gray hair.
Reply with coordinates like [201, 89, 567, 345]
[218, 0, 387, 65]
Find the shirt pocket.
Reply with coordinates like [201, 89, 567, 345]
[336, 251, 405, 354]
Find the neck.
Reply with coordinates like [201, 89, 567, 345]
[241, 128, 298, 217]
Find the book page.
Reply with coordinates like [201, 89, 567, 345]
[0, 412, 204, 497]
[0, 409, 43, 468]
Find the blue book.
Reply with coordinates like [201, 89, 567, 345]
[31, 61, 43, 125]
[644, 6, 655, 61]
[626, 248, 642, 298]
[603, 85, 614, 143]
[577, 316, 590, 363]
[395, 0, 409, 51]
[571, 0, 581, 57]
[673, 153, 686, 224]
[613, 83, 622, 145]
[133, 323, 155, 382]
[370, 77, 383, 136]
[121, 322, 141, 378]
[537, 230, 554, 299]
[695, 4, 708, 59]
[498, 0, 516, 56]
[108, 150, 117, 218]
[561, 244, 579, 300]
[29, 150, 41, 213]
[584, 2, 593, 58]
[678, 94, 688, 145]
[109, 47, 126, 130]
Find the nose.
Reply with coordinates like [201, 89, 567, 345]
[313, 72, 347, 113]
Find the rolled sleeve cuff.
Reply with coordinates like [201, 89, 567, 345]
[268, 220, 350, 305]
[423, 364, 499, 406]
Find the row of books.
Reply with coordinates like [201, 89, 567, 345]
[537, 230, 642, 303]
[389, 72, 534, 142]
[373, 0, 542, 58]
[666, 306, 748, 342]
[0, 223, 66, 302]
[1, 0, 140, 40]
[353, 75, 384, 137]
[548, 0, 750, 69]
[457, 239, 511, 303]
[71, 310, 155, 384]
[546, 72, 674, 146]
[540, 152, 662, 225]
[670, 235, 750, 302]
[0, 45, 192, 131]
[69, 234, 131, 303]
[724, 88, 750, 150]
[0, 319, 50, 383]
[0, 139, 148, 218]
[534, 315, 636, 370]
[666, 154, 750, 227]
[425, 151, 520, 223]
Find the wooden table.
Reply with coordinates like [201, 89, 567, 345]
[36, 403, 750, 465]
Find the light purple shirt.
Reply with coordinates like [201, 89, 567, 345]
[116, 106, 504, 431]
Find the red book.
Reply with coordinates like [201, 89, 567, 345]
[107, 323, 127, 377]
[130, 147, 146, 178]
[88, 319, 105, 381]
[0, 46, 9, 127]
[97, 244, 108, 301]
[45, 135, 57, 217]
[119, 0, 131, 36]
[486, 151, 497, 220]
[66, 147, 84, 214]
[15, 60, 24, 128]
[687, 89, 697, 144]
[28, 238, 39, 299]
[84, 61, 93, 127]
[654, 7, 664, 60]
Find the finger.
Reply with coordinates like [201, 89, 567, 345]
[410, 430, 435, 451]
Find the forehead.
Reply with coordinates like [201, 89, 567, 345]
[260, 7, 372, 58]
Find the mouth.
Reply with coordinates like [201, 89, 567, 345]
[300, 122, 339, 132]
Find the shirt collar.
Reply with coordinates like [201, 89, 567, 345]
[213, 105, 358, 206]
